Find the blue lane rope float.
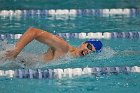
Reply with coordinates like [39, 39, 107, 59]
[0, 32, 140, 40]
[0, 9, 140, 17]
[0, 66, 140, 79]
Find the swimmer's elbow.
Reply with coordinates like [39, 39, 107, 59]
[27, 27, 45, 38]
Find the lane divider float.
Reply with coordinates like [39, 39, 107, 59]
[0, 9, 140, 17]
[0, 32, 140, 40]
[0, 66, 140, 79]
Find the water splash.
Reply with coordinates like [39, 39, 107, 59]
[0, 40, 41, 68]
[0, 40, 121, 69]
[0, 40, 76, 68]
[42, 53, 76, 67]
[92, 47, 117, 60]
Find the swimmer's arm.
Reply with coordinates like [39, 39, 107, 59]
[10, 27, 68, 57]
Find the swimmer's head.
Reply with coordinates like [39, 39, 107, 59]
[79, 39, 103, 56]
[85, 39, 103, 52]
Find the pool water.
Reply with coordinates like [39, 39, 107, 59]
[1, 0, 140, 9]
[0, 2, 140, 93]
[1, 12, 140, 33]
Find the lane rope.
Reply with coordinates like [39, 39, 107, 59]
[0, 9, 139, 16]
[0, 32, 140, 40]
[0, 66, 140, 79]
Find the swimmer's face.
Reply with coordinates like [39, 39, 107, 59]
[79, 42, 96, 56]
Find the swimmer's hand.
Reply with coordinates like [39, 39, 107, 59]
[5, 48, 19, 60]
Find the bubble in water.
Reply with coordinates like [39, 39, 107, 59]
[44, 53, 75, 67]
[0, 40, 15, 50]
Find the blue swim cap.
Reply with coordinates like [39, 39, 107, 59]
[85, 39, 103, 52]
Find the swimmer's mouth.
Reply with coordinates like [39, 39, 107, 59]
[80, 49, 88, 56]
[80, 51, 84, 56]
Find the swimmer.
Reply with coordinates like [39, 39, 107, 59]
[5, 27, 103, 63]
